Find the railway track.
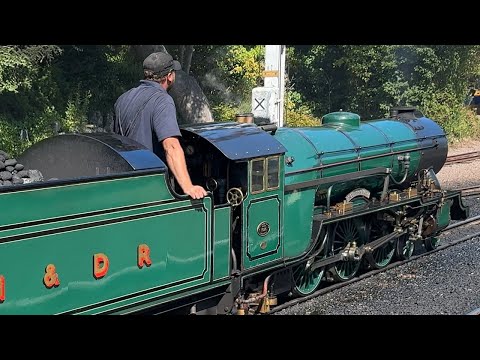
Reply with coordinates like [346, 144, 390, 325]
[457, 184, 480, 198]
[445, 151, 480, 165]
[267, 216, 480, 315]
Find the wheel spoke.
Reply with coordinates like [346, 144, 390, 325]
[368, 220, 395, 269]
[424, 237, 439, 251]
[292, 229, 328, 297]
[330, 219, 363, 282]
[396, 235, 414, 260]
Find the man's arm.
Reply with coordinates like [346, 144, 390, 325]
[162, 137, 207, 199]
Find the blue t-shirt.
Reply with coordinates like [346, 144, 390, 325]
[114, 80, 182, 157]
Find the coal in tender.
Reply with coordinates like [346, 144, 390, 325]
[0, 149, 43, 187]
[4, 159, 17, 167]
[11, 175, 24, 185]
[0, 171, 12, 181]
[24, 169, 44, 183]
[17, 170, 29, 178]
[0, 150, 9, 160]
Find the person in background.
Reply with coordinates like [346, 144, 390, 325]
[114, 52, 207, 199]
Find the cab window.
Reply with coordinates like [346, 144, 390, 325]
[251, 159, 265, 194]
[250, 156, 280, 194]
[267, 156, 280, 190]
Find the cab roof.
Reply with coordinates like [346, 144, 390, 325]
[180, 122, 286, 160]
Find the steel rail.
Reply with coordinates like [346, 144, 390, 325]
[445, 151, 480, 165]
[443, 215, 480, 231]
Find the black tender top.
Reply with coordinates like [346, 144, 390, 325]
[18, 133, 166, 180]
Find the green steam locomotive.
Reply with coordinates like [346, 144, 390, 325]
[0, 107, 468, 314]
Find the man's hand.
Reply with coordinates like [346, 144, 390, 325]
[184, 185, 208, 199]
[163, 137, 207, 200]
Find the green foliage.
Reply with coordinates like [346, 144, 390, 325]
[27, 106, 60, 143]
[1, 44, 480, 157]
[420, 91, 480, 142]
[200, 45, 264, 111]
[211, 103, 238, 122]
[284, 110, 319, 127]
[0, 106, 60, 156]
[0, 45, 62, 94]
[0, 46, 64, 156]
[56, 45, 139, 118]
[0, 45, 139, 155]
[284, 90, 320, 127]
[0, 87, 92, 156]
[219, 45, 264, 92]
[61, 89, 92, 133]
[0, 117, 24, 155]
[288, 45, 480, 120]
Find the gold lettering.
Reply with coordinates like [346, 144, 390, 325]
[93, 253, 109, 279]
[137, 244, 152, 268]
[43, 264, 60, 288]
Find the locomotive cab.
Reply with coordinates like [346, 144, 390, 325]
[180, 122, 287, 271]
[179, 122, 285, 208]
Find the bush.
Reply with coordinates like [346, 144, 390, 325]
[0, 90, 91, 157]
[0, 106, 61, 157]
[211, 103, 238, 122]
[284, 90, 320, 127]
[420, 92, 480, 143]
[61, 90, 91, 133]
[284, 110, 320, 127]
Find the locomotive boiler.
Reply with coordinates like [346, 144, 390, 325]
[0, 107, 468, 314]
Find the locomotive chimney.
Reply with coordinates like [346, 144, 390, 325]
[236, 113, 254, 124]
[389, 106, 421, 120]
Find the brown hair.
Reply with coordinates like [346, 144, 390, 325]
[144, 70, 168, 83]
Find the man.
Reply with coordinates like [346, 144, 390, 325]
[114, 52, 207, 200]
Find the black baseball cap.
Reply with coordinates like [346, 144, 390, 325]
[143, 52, 182, 77]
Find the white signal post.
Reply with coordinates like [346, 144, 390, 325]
[252, 45, 286, 127]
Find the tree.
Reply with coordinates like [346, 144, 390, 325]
[131, 45, 213, 124]
[0, 45, 62, 94]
